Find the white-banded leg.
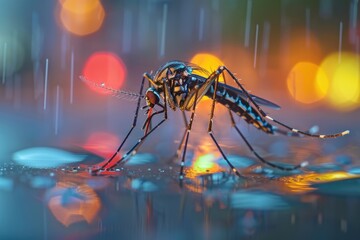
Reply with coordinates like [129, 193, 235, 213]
[90, 76, 146, 174]
[227, 110, 307, 171]
[104, 81, 169, 170]
[105, 113, 167, 169]
[207, 74, 244, 178]
[220, 72, 307, 171]
[179, 88, 198, 182]
[176, 112, 188, 158]
[220, 66, 349, 139]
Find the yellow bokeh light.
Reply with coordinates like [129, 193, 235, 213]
[195, 154, 217, 170]
[187, 153, 222, 178]
[189, 53, 225, 108]
[190, 53, 225, 82]
[58, 0, 105, 36]
[320, 52, 360, 111]
[286, 62, 329, 104]
[185, 139, 223, 179]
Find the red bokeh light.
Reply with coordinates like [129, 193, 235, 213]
[82, 52, 127, 94]
[83, 131, 120, 158]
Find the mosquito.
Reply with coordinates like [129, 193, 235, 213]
[81, 60, 349, 180]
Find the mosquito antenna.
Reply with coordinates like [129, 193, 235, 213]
[80, 76, 144, 101]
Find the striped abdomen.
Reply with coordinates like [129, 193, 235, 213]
[205, 82, 275, 134]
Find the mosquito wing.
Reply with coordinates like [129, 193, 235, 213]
[216, 82, 281, 110]
[80, 76, 143, 102]
[247, 93, 281, 110]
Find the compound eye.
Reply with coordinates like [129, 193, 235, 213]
[186, 67, 192, 74]
[145, 89, 160, 107]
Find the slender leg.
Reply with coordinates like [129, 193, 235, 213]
[105, 82, 169, 170]
[220, 66, 349, 139]
[147, 78, 153, 132]
[220, 72, 307, 171]
[105, 115, 167, 169]
[179, 85, 199, 181]
[90, 76, 146, 173]
[207, 74, 244, 177]
[142, 105, 165, 132]
[176, 112, 188, 158]
[227, 110, 307, 171]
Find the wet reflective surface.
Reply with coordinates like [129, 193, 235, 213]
[1, 147, 360, 239]
[1, 0, 360, 239]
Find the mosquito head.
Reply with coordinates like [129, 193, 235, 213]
[175, 65, 192, 77]
[145, 88, 160, 108]
[166, 65, 193, 80]
[184, 66, 192, 76]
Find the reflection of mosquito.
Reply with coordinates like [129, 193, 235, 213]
[81, 60, 349, 180]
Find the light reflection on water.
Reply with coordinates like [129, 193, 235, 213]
[280, 171, 357, 193]
[0, 0, 359, 238]
[45, 181, 101, 227]
[12, 147, 86, 168]
[1, 152, 360, 239]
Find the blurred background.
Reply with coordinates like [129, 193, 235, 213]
[0, 0, 360, 239]
[0, 0, 359, 160]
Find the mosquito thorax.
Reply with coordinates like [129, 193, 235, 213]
[145, 88, 160, 108]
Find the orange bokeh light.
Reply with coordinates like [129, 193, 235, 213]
[281, 29, 323, 69]
[47, 182, 101, 227]
[286, 62, 329, 104]
[82, 52, 127, 94]
[58, 0, 105, 36]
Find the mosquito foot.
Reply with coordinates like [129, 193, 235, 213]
[88, 166, 104, 175]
